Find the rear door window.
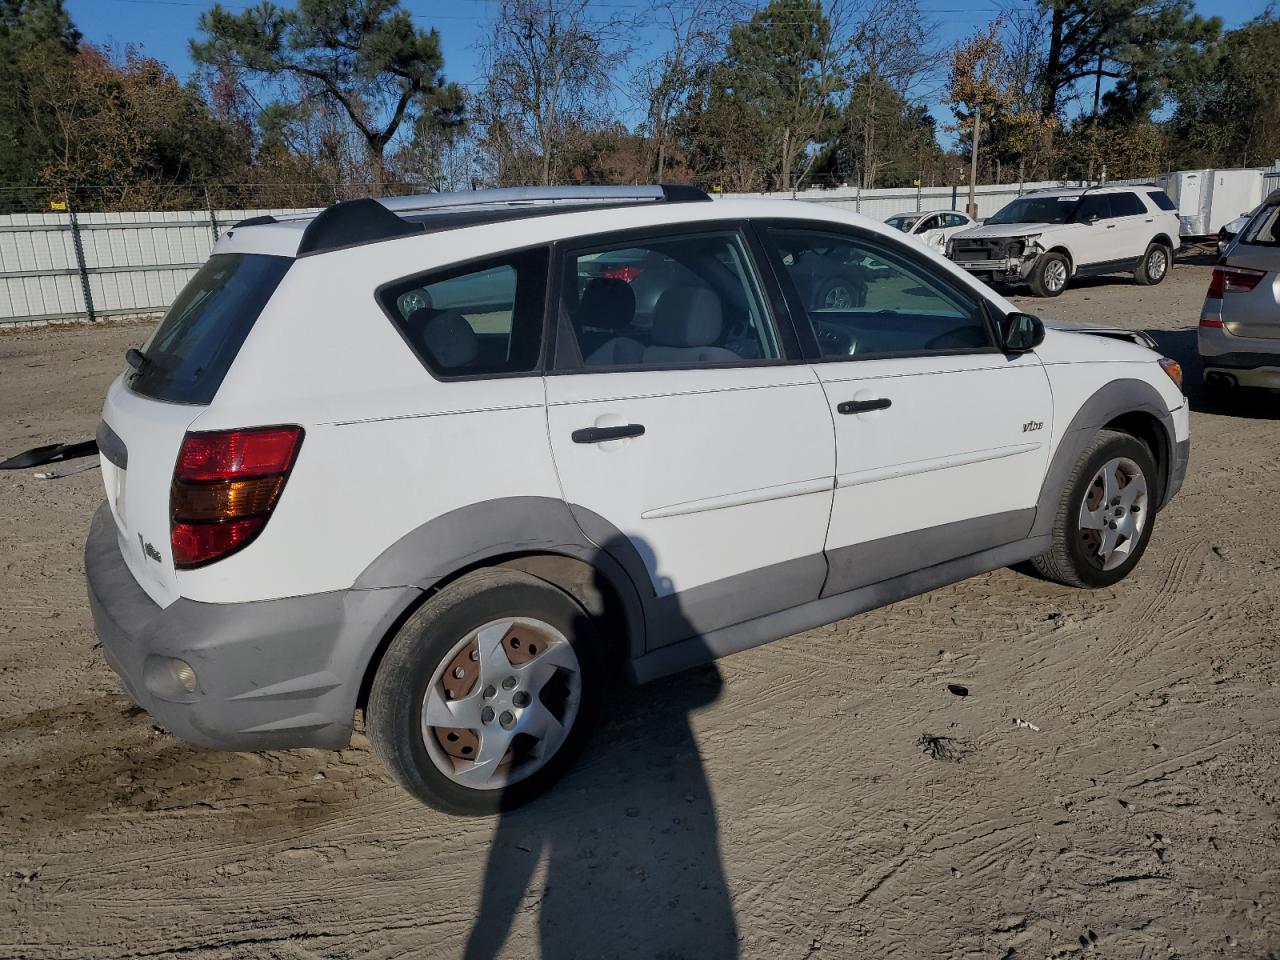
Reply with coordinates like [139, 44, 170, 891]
[1110, 193, 1146, 217]
[128, 253, 291, 405]
[379, 248, 549, 378]
[1075, 195, 1113, 222]
[558, 231, 781, 369]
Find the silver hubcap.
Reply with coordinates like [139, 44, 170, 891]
[1044, 259, 1067, 292]
[421, 617, 581, 791]
[1148, 248, 1167, 280]
[823, 284, 854, 309]
[1078, 457, 1148, 571]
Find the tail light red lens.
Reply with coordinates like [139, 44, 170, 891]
[601, 265, 643, 283]
[171, 426, 303, 568]
[1206, 265, 1265, 299]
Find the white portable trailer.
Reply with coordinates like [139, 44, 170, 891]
[1166, 168, 1266, 238]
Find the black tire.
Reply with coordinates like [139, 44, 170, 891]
[1028, 252, 1070, 297]
[1134, 242, 1170, 286]
[1029, 430, 1159, 589]
[367, 568, 603, 815]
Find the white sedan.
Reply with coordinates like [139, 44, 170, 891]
[886, 209, 976, 253]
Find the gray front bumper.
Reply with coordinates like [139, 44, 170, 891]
[85, 503, 420, 751]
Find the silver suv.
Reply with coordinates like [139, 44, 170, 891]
[1199, 189, 1280, 394]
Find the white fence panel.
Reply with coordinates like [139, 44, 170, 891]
[0, 207, 319, 324]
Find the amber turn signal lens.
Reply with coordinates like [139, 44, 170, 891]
[1158, 357, 1183, 390]
[171, 475, 285, 522]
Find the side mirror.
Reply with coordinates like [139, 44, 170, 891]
[1000, 311, 1045, 353]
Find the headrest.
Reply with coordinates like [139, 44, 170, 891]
[407, 307, 478, 370]
[576, 277, 636, 331]
[651, 286, 722, 348]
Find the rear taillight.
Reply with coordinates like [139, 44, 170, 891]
[1206, 265, 1266, 299]
[171, 426, 303, 568]
[601, 265, 643, 283]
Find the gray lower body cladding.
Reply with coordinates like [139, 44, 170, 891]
[85, 503, 420, 751]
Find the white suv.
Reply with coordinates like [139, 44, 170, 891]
[947, 186, 1183, 296]
[86, 185, 1190, 814]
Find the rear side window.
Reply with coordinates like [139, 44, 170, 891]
[1147, 190, 1177, 211]
[128, 254, 291, 405]
[1240, 204, 1280, 247]
[1110, 192, 1146, 217]
[379, 248, 549, 378]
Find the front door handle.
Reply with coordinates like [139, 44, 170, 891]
[572, 423, 646, 443]
[838, 397, 891, 415]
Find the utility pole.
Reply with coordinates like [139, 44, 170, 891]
[967, 103, 981, 219]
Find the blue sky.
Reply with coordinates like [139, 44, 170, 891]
[66, 0, 1273, 143]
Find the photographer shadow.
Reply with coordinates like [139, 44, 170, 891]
[463, 536, 739, 960]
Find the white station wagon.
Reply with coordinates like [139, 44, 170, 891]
[86, 186, 1190, 813]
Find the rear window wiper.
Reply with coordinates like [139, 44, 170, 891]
[125, 347, 149, 371]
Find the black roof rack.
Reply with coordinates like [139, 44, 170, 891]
[231, 214, 278, 229]
[295, 184, 710, 257]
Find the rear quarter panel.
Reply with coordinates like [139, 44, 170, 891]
[175, 241, 562, 604]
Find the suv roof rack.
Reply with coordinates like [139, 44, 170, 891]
[381, 183, 708, 214]
[295, 184, 710, 257]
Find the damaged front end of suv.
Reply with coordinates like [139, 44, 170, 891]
[946, 233, 1045, 284]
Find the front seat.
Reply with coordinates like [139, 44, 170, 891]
[642, 286, 739, 364]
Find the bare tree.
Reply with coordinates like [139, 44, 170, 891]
[479, 0, 625, 186]
[843, 0, 934, 188]
[636, 0, 740, 180]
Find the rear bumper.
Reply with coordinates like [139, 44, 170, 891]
[85, 502, 419, 751]
[1198, 322, 1280, 388]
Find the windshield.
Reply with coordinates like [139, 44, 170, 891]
[128, 253, 291, 404]
[885, 215, 920, 233]
[987, 195, 1080, 225]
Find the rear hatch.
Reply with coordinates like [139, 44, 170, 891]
[1222, 202, 1280, 340]
[98, 253, 291, 606]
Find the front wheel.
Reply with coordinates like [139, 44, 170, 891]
[367, 568, 602, 815]
[1030, 430, 1158, 588]
[1134, 243, 1170, 286]
[1029, 252, 1070, 297]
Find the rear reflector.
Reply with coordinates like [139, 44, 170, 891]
[1206, 265, 1266, 299]
[171, 516, 267, 568]
[171, 426, 303, 568]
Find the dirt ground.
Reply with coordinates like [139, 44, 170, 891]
[1, 259, 1278, 960]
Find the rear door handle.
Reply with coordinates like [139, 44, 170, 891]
[838, 398, 891, 415]
[572, 423, 645, 443]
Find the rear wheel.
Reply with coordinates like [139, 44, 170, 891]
[1029, 253, 1070, 297]
[367, 568, 602, 815]
[1134, 243, 1170, 286]
[1030, 430, 1158, 588]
